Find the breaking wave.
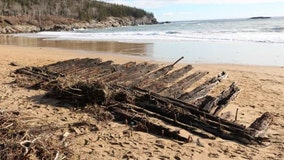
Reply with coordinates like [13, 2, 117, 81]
[15, 17, 284, 44]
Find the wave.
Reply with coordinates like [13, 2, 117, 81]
[165, 31, 181, 34]
[271, 27, 284, 32]
[14, 30, 284, 44]
[14, 17, 284, 44]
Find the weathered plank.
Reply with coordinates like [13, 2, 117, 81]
[77, 61, 116, 81]
[116, 103, 216, 139]
[47, 81, 110, 106]
[193, 82, 240, 115]
[49, 60, 114, 80]
[15, 67, 52, 81]
[132, 93, 255, 144]
[114, 63, 160, 83]
[212, 83, 240, 115]
[92, 62, 136, 80]
[130, 57, 184, 88]
[160, 71, 208, 98]
[47, 58, 102, 73]
[110, 104, 189, 142]
[144, 65, 193, 92]
[129, 86, 246, 130]
[14, 67, 61, 89]
[247, 112, 273, 138]
[178, 71, 228, 102]
[97, 62, 148, 83]
[111, 85, 258, 143]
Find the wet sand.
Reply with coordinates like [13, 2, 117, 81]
[0, 35, 154, 56]
[2, 34, 284, 66]
[0, 44, 284, 159]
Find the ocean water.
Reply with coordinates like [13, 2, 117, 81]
[14, 17, 284, 66]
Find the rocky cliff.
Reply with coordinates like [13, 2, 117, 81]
[0, 15, 157, 33]
[0, 0, 157, 33]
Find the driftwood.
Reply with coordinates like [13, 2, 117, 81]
[0, 111, 73, 159]
[13, 58, 273, 145]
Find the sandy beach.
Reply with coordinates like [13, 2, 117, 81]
[0, 44, 284, 160]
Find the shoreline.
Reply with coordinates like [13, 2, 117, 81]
[0, 44, 283, 159]
[1, 44, 284, 69]
[1, 34, 284, 67]
[1, 44, 283, 88]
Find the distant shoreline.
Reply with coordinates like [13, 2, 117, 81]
[249, 16, 271, 19]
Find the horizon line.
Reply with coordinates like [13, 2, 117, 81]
[158, 16, 284, 23]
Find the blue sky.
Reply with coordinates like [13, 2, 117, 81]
[100, 0, 284, 21]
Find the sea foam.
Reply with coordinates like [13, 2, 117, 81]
[15, 17, 284, 44]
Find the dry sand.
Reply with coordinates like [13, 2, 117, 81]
[0, 45, 284, 160]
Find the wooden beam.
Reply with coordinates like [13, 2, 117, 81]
[178, 71, 228, 102]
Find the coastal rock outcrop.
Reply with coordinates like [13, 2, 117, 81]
[0, 15, 157, 33]
[0, 0, 158, 34]
[0, 24, 40, 33]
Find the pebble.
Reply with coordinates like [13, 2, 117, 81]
[208, 153, 219, 158]
[84, 139, 89, 145]
[174, 155, 181, 160]
[80, 147, 93, 154]
[9, 62, 20, 66]
[71, 127, 81, 135]
[196, 138, 204, 147]
[155, 140, 166, 149]
[33, 104, 41, 108]
[61, 117, 68, 121]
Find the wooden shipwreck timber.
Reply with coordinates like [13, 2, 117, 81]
[13, 57, 273, 145]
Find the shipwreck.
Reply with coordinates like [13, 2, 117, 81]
[13, 57, 273, 145]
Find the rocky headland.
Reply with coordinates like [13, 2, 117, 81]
[0, 0, 157, 33]
[249, 16, 271, 19]
[0, 15, 157, 33]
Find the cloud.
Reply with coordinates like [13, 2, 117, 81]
[101, 0, 284, 9]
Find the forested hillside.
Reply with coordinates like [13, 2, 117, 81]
[0, 0, 157, 33]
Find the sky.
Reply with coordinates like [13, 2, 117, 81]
[100, 0, 284, 21]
